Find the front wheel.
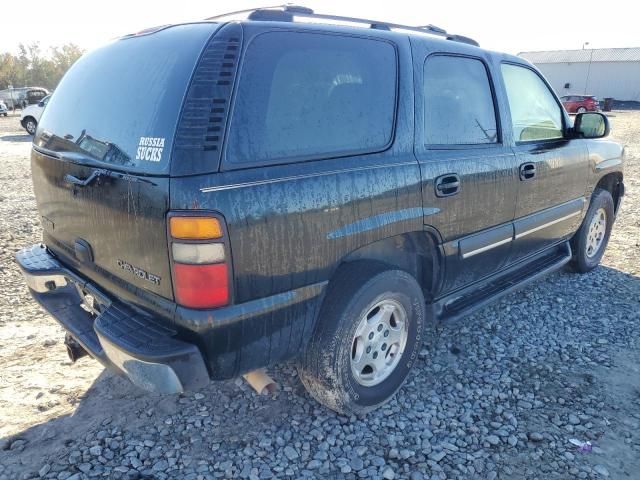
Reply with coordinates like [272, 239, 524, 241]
[298, 263, 427, 415]
[570, 188, 614, 273]
[577, 106, 587, 113]
[25, 118, 37, 135]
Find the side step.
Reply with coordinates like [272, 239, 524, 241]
[433, 242, 572, 322]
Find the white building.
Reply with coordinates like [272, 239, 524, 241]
[519, 48, 640, 102]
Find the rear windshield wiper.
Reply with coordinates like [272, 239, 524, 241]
[63, 169, 114, 187]
[34, 145, 157, 186]
[63, 168, 156, 187]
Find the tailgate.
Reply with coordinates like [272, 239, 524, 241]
[30, 22, 221, 300]
[32, 151, 173, 298]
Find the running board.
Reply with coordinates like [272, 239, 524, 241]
[433, 242, 572, 322]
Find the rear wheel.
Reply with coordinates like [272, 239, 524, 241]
[298, 262, 427, 414]
[570, 188, 614, 273]
[577, 106, 587, 113]
[24, 117, 37, 135]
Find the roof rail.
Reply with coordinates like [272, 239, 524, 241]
[205, 5, 479, 47]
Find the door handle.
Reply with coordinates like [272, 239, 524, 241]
[519, 162, 536, 181]
[435, 174, 461, 197]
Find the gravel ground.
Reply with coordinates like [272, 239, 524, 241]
[0, 111, 639, 480]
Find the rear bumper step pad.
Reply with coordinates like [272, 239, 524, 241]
[15, 244, 209, 393]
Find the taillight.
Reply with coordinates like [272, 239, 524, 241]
[168, 213, 231, 309]
[169, 216, 223, 240]
[173, 263, 229, 308]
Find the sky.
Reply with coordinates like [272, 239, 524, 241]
[1, 0, 638, 55]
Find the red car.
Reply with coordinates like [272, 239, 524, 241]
[560, 95, 600, 113]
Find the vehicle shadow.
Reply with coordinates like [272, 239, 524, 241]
[1, 265, 638, 477]
[0, 134, 31, 143]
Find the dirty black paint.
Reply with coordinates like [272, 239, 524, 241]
[24, 20, 624, 380]
[31, 149, 173, 300]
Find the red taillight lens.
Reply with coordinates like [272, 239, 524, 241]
[173, 263, 229, 309]
[169, 212, 230, 309]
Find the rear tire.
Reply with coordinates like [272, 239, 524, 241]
[298, 262, 427, 415]
[577, 106, 587, 113]
[24, 117, 37, 135]
[570, 188, 614, 273]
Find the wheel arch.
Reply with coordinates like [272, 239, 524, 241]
[335, 229, 444, 302]
[595, 171, 624, 213]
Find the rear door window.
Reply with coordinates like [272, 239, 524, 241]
[225, 31, 397, 167]
[423, 55, 498, 145]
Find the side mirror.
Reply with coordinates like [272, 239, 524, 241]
[37, 101, 45, 107]
[573, 112, 609, 139]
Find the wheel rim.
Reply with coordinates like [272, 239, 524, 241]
[578, 107, 586, 113]
[586, 207, 607, 258]
[26, 121, 36, 134]
[350, 298, 408, 387]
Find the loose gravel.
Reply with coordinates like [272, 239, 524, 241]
[1, 112, 639, 479]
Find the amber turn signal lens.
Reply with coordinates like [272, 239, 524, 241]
[169, 216, 222, 240]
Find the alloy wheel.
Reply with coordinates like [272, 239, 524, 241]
[586, 207, 607, 258]
[350, 299, 409, 387]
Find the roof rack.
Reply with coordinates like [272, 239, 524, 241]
[206, 5, 479, 47]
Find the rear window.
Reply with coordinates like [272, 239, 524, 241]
[423, 55, 498, 145]
[226, 31, 397, 167]
[34, 23, 218, 175]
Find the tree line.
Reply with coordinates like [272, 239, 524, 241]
[0, 43, 85, 91]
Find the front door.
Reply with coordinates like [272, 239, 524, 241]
[412, 46, 520, 293]
[500, 63, 588, 263]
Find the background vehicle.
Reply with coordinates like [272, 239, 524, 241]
[16, 6, 624, 414]
[0, 87, 49, 110]
[561, 94, 600, 113]
[0, 101, 7, 116]
[20, 95, 50, 134]
[24, 88, 49, 106]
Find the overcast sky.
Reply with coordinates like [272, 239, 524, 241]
[1, 0, 637, 55]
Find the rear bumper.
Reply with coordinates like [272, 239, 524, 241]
[17, 243, 327, 388]
[15, 244, 210, 394]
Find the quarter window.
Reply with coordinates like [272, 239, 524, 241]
[423, 55, 498, 145]
[226, 32, 397, 166]
[501, 64, 564, 142]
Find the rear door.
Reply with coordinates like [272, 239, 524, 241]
[499, 63, 588, 262]
[412, 44, 520, 293]
[31, 23, 220, 301]
[207, 26, 423, 303]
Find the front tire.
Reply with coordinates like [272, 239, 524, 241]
[577, 106, 587, 113]
[570, 188, 614, 273]
[298, 262, 427, 415]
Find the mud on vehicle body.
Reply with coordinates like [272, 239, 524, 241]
[16, 6, 624, 413]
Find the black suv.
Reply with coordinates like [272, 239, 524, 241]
[16, 6, 624, 414]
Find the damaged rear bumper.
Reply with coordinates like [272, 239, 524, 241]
[15, 244, 210, 394]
